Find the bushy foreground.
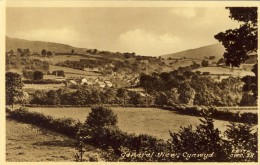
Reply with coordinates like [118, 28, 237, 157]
[6, 106, 258, 162]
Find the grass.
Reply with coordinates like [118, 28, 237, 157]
[31, 55, 99, 65]
[49, 65, 102, 78]
[6, 119, 102, 162]
[27, 107, 235, 140]
[194, 66, 254, 77]
[23, 83, 65, 90]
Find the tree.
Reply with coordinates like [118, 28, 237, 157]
[6, 72, 24, 109]
[85, 106, 118, 128]
[168, 88, 180, 104]
[41, 49, 47, 56]
[30, 90, 47, 104]
[154, 92, 169, 106]
[178, 82, 196, 105]
[128, 91, 144, 105]
[17, 48, 22, 54]
[116, 88, 129, 105]
[52, 70, 65, 77]
[201, 60, 209, 67]
[71, 49, 75, 54]
[46, 90, 60, 105]
[23, 70, 34, 79]
[15, 91, 29, 106]
[214, 7, 257, 100]
[169, 116, 230, 161]
[72, 88, 90, 105]
[214, 7, 257, 67]
[103, 88, 116, 104]
[47, 51, 53, 57]
[33, 71, 44, 80]
[240, 92, 257, 106]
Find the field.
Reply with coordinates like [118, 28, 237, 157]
[194, 66, 254, 77]
[6, 119, 102, 162]
[27, 107, 235, 140]
[49, 65, 102, 78]
[31, 55, 100, 65]
[23, 83, 65, 91]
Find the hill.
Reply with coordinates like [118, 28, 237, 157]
[162, 43, 225, 60]
[6, 36, 87, 53]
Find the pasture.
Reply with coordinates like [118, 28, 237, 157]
[27, 107, 236, 140]
[194, 66, 254, 77]
[31, 55, 99, 65]
[6, 119, 102, 161]
[49, 65, 102, 78]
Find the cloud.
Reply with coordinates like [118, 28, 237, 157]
[119, 29, 181, 56]
[170, 8, 196, 18]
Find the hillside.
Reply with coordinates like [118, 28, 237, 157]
[162, 43, 225, 60]
[6, 36, 87, 53]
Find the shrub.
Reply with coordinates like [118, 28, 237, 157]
[169, 116, 231, 161]
[225, 122, 258, 162]
[85, 106, 118, 128]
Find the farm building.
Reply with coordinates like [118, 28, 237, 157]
[95, 81, 106, 88]
[104, 80, 113, 87]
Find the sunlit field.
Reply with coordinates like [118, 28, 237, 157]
[28, 107, 235, 140]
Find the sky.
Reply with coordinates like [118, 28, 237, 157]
[6, 7, 241, 56]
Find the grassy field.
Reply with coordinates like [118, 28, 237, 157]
[194, 66, 254, 77]
[49, 65, 102, 78]
[23, 83, 65, 91]
[6, 119, 102, 162]
[27, 107, 235, 140]
[31, 55, 99, 65]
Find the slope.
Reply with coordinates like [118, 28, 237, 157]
[162, 43, 225, 60]
[6, 36, 87, 53]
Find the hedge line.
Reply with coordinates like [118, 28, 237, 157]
[23, 79, 65, 84]
[6, 107, 78, 138]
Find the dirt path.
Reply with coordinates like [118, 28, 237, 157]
[6, 119, 101, 162]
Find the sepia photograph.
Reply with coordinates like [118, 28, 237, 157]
[2, 0, 259, 163]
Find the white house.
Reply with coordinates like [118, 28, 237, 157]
[95, 81, 106, 88]
[104, 80, 113, 87]
[80, 78, 88, 85]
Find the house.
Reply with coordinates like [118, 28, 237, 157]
[104, 80, 113, 87]
[80, 78, 88, 85]
[95, 81, 106, 88]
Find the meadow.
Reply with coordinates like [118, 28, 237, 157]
[6, 119, 103, 162]
[27, 107, 235, 140]
[194, 66, 254, 77]
[49, 65, 102, 78]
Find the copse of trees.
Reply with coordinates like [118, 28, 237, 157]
[41, 49, 54, 57]
[139, 70, 243, 106]
[29, 87, 144, 106]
